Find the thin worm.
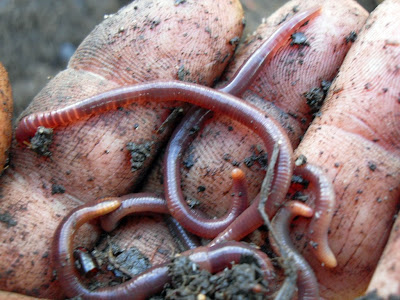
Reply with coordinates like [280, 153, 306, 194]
[100, 193, 201, 250]
[53, 200, 274, 299]
[164, 215, 201, 251]
[165, 107, 249, 238]
[100, 193, 169, 232]
[163, 6, 320, 236]
[294, 163, 337, 268]
[17, 81, 294, 240]
[218, 6, 321, 96]
[270, 201, 319, 300]
[99, 166, 249, 239]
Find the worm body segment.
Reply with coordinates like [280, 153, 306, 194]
[271, 201, 319, 300]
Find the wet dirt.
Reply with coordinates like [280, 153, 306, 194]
[151, 256, 272, 300]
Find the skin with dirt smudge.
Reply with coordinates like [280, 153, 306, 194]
[0, 1, 244, 298]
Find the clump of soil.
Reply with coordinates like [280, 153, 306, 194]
[303, 80, 332, 116]
[29, 126, 53, 156]
[126, 141, 153, 172]
[152, 256, 272, 300]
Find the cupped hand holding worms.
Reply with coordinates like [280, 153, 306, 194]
[3, 0, 390, 298]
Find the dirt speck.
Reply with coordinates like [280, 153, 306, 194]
[0, 210, 17, 228]
[345, 31, 358, 43]
[368, 161, 377, 171]
[303, 80, 332, 116]
[126, 141, 153, 172]
[290, 32, 309, 46]
[177, 65, 191, 81]
[51, 184, 65, 195]
[243, 145, 268, 170]
[30, 126, 53, 157]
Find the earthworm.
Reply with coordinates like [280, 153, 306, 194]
[99, 166, 248, 239]
[218, 6, 321, 96]
[53, 199, 275, 299]
[270, 200, 319, 300]
[294, 162, 337, 268]
[164, 6, 320, 238]
[16, 81, 294, 235]
[99, 192, 201, 250]
[100, 193, 169, 232]
[164, 215, 201, 251]
[15, 1, 320, 145]
[165, 107, 249, 238]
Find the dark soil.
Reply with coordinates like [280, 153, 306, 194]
[151, 256, 272, 300]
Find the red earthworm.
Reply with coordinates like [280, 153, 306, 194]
[294, 162, 337, 268]
[164, 215, 201, 250]
[100, 193, 169, 232]
[99, 165, 248, 239]
[218, 6, 321, 96]
[16, 81, 294, 235]
[53, 199, 274, 299]
[163, 7, 320, 238]
[99, 192, 201, 250]
[164, 107, 249, 238]
[209, 142, 281, 245]
[270, 200, 319, 300]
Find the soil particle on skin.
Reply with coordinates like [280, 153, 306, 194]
[174, 0, 187, 5]
[303, 80, 332, 116]
[177, 65, 191, 82]
[0, 210, 17, 228]
[197, 185, 206, 193]
[183, 152, 195, 169]
[29, 126, 53, 157]
[295, 154, 307, 166]
[51, 183, 65, 195]
[368, 161, 377, 171]
[151, 256, 271, 300]
[290, 32, 310, 46]
[345, 31, 358, 43]
[126, 141, 153, 172]
[243, 145, 268, 170]
[356, 290, 400, 300]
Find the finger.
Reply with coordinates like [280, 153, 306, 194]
[291, 0, 400, 298]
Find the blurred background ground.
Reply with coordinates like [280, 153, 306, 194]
[0, 0, 378, 120]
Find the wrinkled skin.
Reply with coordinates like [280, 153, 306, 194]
[0, 0, 399, 299]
